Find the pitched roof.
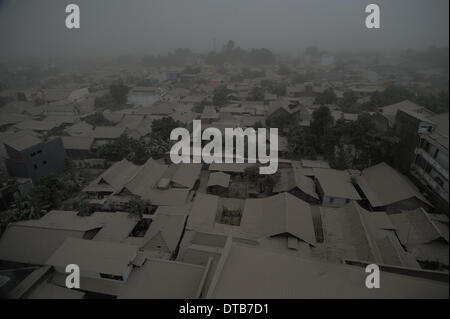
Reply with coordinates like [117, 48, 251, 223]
[379, 100, 430, 126]
[145, 188, 191, 206]
[92, 212, 139, 243]
[102, 110, 125, 123]
[314, 168, 361, 200]
[389, 208, 447, 246]
[0, 210, 143, 266]
[171, 163, 202, 189]
[14, 119, 59, 132]
[273, 167, 319, 200]
[208, 162, 250, 173]
[3, 133, 42, 151]
[186, 193, 219, 231]
[356, 162, 429, 207]
[64, 121, 94, 137]
[83, 159, 141, 193]
[93, 126, 125, 139]
[240, 193, 316, 245]
[207, 172, 231, 188]
[122, 158, 168, 196]
[46, 238, 138, 277]
[61, 136, 93, 151]
[140, 213, 188, 252]
[0, 225, 85, 265]
[320, 202, 375, 262]
[301, 159, 330, 169]
[389, 208, 449, 265]
[116, 114, 145, 130]
[14, 210, 104, 231]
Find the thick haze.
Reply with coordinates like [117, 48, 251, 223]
[0, 0, 448, 59]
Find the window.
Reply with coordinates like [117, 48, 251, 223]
[100, 273, 123, 281]
[42, 160, 47, 165]
[329, 197, 334, 203]
[433, 149, 439, 159]
[435, 176, 444, 187]
[33, 164, 38, 169]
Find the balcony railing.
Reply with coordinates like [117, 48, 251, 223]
[414, 148, 449, 180]
[411, 164, 449, 204]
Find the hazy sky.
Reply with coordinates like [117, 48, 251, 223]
[0, 0, 448, 59]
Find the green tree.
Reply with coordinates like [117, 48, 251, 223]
[77, 201, 93, 217]
[287, 124, 318, 159]
[331, 146, 349, 170]
[127, 198, 150, 219]
[314, 88, 337, 105]
[96, 135, 150, 164]
[245, 166, 260, 184]
[262, 171, 280, 193]
[94, 93, 116, 110]
[151, 117, 183, 140]
[109, 83, 130, 105]
[310, 106, 334, 151]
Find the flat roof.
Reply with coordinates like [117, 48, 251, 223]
[118, 258, 206, 299]
[208, 243, 448, 299]
[0, 225, 85, 265]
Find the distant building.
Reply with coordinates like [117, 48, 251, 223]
[61, 136, 94, 159]
[127, 87, 161, 107]
[372, 100, 432, 133]
[3, 134, 67, 182]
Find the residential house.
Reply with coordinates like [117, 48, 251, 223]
[355, 162, 430, 212]
[273, 167, 320, 203]
[46, 237, 138, 283]
[314, 168, 361, 207]
[61, 136, 94, 159]
[389, 208, 448, 269]
[207, 172, 231, 196]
